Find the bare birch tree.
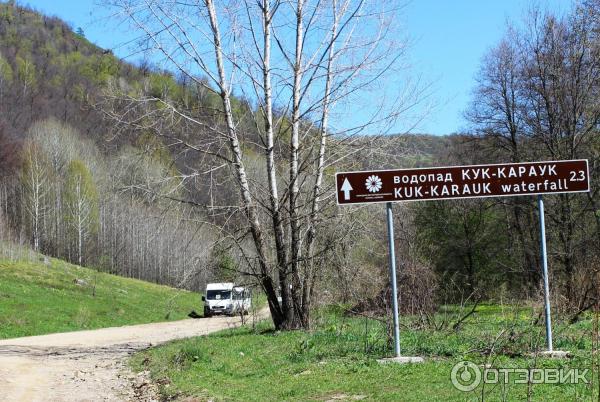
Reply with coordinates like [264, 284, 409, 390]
[64, 159, 99, 266]
[20, 141, 49, 252]
[103, 0, 424, 329]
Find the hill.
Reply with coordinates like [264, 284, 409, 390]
[0, 250, 201, 339]
[0, 1, 448, 171]
[0, 1, 449, 287]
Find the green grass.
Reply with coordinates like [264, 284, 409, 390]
[131, 304, 599, 401]
[0, 257, 202, 339]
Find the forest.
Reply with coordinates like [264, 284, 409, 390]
[0, 0, 599, 330]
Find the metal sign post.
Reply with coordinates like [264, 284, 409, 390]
[537, 195, 554, 352]
[386, 202, 401, 357]
[336, 159, 590, 360]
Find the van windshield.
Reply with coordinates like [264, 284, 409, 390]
[206, 290, 231, 300]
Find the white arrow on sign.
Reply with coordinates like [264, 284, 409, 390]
[341, 178, 353, 200]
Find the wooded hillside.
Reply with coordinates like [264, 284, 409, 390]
[0, 2, 437, 298]
[1, 0, 599, 327]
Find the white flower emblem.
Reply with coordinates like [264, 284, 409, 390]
[365, 175, 382, 193]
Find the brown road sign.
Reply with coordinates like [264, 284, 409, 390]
[336, 160, 590, 205]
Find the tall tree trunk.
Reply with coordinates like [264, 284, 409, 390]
[286, 0, 305, 329]
[205, 0, 284, 328]
[302, 0, 339, 329]
[260, 0, 289, 326]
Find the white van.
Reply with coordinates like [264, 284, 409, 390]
[202, 282, 251, 317]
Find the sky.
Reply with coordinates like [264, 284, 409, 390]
[18, 0, 569, 136]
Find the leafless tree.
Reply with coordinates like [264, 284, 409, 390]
[63, 160, 98, 267]
[467, 4, 600, 307]
[102, 0, 425, 329]
[20, 140, 49, 252]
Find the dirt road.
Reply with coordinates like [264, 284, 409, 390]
[0, 312, 266, 401]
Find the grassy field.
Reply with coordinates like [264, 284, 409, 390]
[131, 304, 599, 401]
[0, 257, 202, 339]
